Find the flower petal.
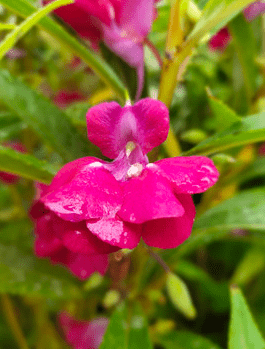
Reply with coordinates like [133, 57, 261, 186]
[59, 312, 108, 349]
[153, 156, 219, 194]
[34, 213, 63, 257]
[86, 216, 142, 249]
[142, 194, 195, 248]
[52, 217, 119, 254]
[118, 168, 185, 224]
[86, 98, 169, 158]
[67, 253, 109, 280]
[42, 164, 122, 222]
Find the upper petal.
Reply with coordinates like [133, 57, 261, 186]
[86, 216, 142, 249]
[117, 0, 156, 38]
[86, 98, 169, 158]
[153, 156, 219, 194]
[42, 164, 122, 222]
[118, 168, 185, 224]
[142, 194, 195, 248]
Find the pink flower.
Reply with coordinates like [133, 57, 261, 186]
[209, 1, 265, 51]
[244, 1, 265, 21]
[44, 0, 160, 100]
[30, 183, 117, 280]
[54, 90, 86, 109]
[59, 312, 108, 349]
[208, 27, 231, 51]
[36, 98, 219, 252]
[0, 142, 26, 184]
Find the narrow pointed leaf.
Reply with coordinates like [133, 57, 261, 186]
[0, 144, 56, 183]
[0, 70, 90, 162]
[0, 0, 74, 60]
[185, 112, 265, 156]
[229, 286, 265, 349]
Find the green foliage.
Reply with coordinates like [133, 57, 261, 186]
[0, 70, 90, 162]
[0, 144, 56, 183]
[229, 286, 265, 349]
[99, 302, 153, 349]
[159, 330, 223, 349]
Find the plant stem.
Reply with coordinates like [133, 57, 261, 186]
[145, 245, 171, 273]
[1, 295, 30, 349]
[144, 38, 163, 68]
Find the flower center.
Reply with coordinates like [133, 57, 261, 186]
[126, 163, 143, 178]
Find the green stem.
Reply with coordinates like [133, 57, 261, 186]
[1, 295, 30, 349]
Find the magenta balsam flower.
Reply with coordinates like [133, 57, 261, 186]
[44, 0, 160, 100]
[0, 142, 26, 184]
[59, 312, 108, 349]
[30, 183, 118, 280]
[36, 98, 219, 251]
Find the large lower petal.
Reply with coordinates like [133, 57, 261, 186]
[86, 216, 142, 249]
[142, 194, 195, 248]
[52, 216, 119, 254]
[42, 165, 122, 222]
[67, 253, 109, 280]
[153, 156, 219, 194]
[118, 168, 185, 224]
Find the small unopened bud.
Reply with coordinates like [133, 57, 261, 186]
[212, 153, 236, 165]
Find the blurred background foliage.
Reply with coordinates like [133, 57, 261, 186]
[0, 0, 265, 348]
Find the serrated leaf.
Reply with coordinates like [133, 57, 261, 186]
[185, 112, 265, 156]
[159, 330, 223, 349]
[166, 272, 197, 320]
[0, 144, 56, 183]
[0, 242, 81, 299]
[0, 70, 90, 162]
[100, 302, 153, 349]
[229, 286, 265, 349]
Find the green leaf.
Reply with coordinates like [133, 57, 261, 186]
[0, 0, 74, 60]
[159, 330, 223, 349]
[0, 242, 81, 299]
[0, 23, 16, 31]
[0, 112, 25, 140]
[231, 247, 265, 287]
[166, 272, 197, 320]
[229, 286, 265, 349]
[0, 0, 127, 101]
[100, 302, 153, 349]
[175, 260, 229, 313]
[229, 13, 256, 113]
[194, 188, 265, 232]
[186, 0, 255, 48]
[185, 112, 265, 156]
[240, 157, 265, 184]
[128, 303, 153, 349]
[207, 91, 241, 132]
[0, 144, 56, 183]
[0, 70, 90, 162]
